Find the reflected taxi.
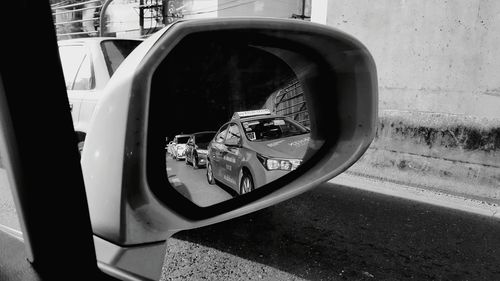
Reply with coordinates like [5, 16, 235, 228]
[206, 109, 311, 195]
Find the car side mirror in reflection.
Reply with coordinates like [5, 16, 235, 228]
[81, 18, 377, 280]
[225, 139, 241, 148]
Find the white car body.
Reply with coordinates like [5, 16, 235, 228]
[58, 38, 142, 145]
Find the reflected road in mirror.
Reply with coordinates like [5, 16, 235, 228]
[166, 153, 233, 207]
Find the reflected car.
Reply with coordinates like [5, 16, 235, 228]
[171, 134, 191, 160]
[185, 131, 216, 168]
[207, 109, 310, 195]
[166, 140, 173, 154]
[167, 140, 177, 156]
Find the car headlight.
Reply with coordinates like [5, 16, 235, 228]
[256, 153, 301, 171]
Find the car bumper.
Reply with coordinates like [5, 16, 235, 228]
[176, 150, 186, 159]
[250, 165, 289, 189]
[196, 153, 208, 166]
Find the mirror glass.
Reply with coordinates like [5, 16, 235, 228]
[151, 32, 323, 207]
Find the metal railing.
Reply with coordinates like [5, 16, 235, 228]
[51, 0, 103, 39]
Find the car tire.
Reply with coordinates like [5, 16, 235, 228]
[206, 161, 215, 185]
[192, 154, 198, 169]
[239, 171, 254, 195]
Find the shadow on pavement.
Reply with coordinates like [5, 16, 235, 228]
[168, 174, 193, 202]
[168, 182, 500, 280]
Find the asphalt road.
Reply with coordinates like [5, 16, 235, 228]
[167, 155, 234, 207]
[0, 169, 18, 231]
[2, 168, 500, 280]
[162, 181, 500, 281]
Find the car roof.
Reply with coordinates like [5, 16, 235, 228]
[237, 114, 286, 123]
[192, 131, 216, 135]
[57, 37, 143, 46]
[175, 134, 191, 137]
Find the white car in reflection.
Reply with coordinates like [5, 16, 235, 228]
[171, 134, 191, 160]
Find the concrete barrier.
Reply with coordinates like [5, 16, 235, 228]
[347, 110, 500, 203]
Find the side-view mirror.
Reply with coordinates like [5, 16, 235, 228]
[82, 18, 377, 280]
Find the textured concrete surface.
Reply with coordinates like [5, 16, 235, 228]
[320, 0, 500, 119]
[348, 110, 500, 203]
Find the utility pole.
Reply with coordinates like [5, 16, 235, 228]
[292, 0, 310, 20]
[140, 0, 144, 34]
[162, 0, 169, 25]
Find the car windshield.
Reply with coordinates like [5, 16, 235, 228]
[241, 118, 308, 141]
[195, 133, 215, 146]
[100, 40, 141, 76]
[176, 136, 190, 144]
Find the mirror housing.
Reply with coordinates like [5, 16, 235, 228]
[81, 18, 377, 280]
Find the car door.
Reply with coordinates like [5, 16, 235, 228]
[210, 124, 229, 181]
[223, 123, 243, 191]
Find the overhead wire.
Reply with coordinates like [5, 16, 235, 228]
[182, 0, 256, 16]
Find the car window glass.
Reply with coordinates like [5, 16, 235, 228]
[100, 40, 142, 76]
[72, 54, 94, 90]
[242, 118, 308, 141]
[225, 124, 241, 144]
[195, 133, 215, 145]
[58, 45, 86, 90]
[215, 125, 228, 143]
[176, 136, 190, 144]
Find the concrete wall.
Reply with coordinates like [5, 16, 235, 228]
[310, 0, 500, 201]
[314, 0, 500, 119]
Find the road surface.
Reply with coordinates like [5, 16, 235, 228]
[1, 168, 500, 280]
[167, 155, 234, 206]
[161, 179, 500, 280]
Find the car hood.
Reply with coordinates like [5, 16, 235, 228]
[246, 133, 310, 159]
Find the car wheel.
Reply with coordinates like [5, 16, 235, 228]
[192, 154, 198, 169]
[240, 171, 254, 195]
[206, 161, 215, 185]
